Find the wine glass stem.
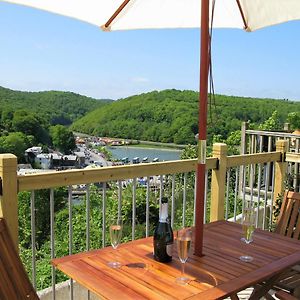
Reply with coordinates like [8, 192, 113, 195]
[181, 262, 185, 277]
[113, 247, 117, 262]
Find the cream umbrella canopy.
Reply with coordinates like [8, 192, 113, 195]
[3, 0, 300, 31]
[3, 0, 300, 256]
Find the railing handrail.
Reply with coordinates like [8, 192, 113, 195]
[17, 158, 217, 191]
[17, 151, 288, 192]
[286, 152, 300, 163]
[227, 151, 281, 167]
[245, 129, 300, 138]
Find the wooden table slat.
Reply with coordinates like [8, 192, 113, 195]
[52, 221, 300, 300]
[212, 222, 300, 253]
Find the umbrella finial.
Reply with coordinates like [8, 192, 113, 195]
[100, 25, 111, 32]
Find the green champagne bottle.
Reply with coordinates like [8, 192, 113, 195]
[153, 197, 174, 262]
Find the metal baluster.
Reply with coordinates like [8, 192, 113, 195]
[250, 163, 255, 209]
[102, 182, 107, 248]
[86, 184, 90, 251]
[30, 191, 36, 290]
[249, 135, 255, 184]
[241, 165, 247, 218]
[249, 163, 256, 229]
[50, 189, 55, 300]
[253, 135, 257, 183]
[85, 185, 90, 300]
[182, 173, 187, 227]
[267, 136, 272, 190]
[262, 136, 273, 229]
[171, 174, 175, 228]
[269, 164, 275, 230]
[146, 176, 150, 237]
[225, 169, 230, 220]
[263, 162, 270, 230]
[233, 167, 239, 222]
[68, 186, 73, 300]
[256, 136, 263, 228]
[118, 180, 122, 218]
[132, 178, 136, 240]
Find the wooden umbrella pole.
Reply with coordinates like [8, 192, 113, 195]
[103, 0, 131, 29]
[194, 0, 210, 257]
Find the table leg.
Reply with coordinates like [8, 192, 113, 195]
[249, 271, 289, 300]
[264, 293, 276, 300]
[230, 294, 239, 300]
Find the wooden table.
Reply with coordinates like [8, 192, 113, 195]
[52, 221, 300, 299]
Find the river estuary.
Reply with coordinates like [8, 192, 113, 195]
[108, 146, 182, 162]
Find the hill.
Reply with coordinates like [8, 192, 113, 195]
[0, 86, 112, 125]
[71, 89, 300, 144]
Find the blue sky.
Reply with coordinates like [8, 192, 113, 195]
[0, 1, 300, 101]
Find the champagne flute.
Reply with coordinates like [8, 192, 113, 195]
[176, 228, 192, 285]
[108, 217, 123, 268]
[240, 206, 255, 262]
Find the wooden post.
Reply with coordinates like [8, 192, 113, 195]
[273, 140, 288, 206]
[0, 154, 19, 249]
[210, 143, 228, 222]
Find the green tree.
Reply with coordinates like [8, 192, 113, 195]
[225, 130, 241, 155]
[0, 132, 33, 161]
[1, 107, 14, 130]
[96, 146, 113, 161]
[12, 110, 40, 134]
[18, 189, 68, 249]
[287, 112, 300, 130]
[12, 110, 50, 144]
[50, 125, 76, 154]
[258, 110, 281, 131]
[180, 144, 197, 159]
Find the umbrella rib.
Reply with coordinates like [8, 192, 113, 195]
[103, 0, 131, 30]
[235, 0, 248, 30]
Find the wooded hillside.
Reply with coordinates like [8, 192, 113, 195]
[71, 89, 300, 144]
[0, 86, 112, 160]
[0, 86, 111, 126]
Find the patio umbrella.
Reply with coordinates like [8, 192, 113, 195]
[3, 0, 300, 256]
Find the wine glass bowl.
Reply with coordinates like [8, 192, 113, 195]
[108, 217, 123, 268]
[176, 228, 192, 285]
[240, 207, 255, 262]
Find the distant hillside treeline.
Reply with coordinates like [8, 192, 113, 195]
[71, 89, 300, 144]
[0, 86, 111, 126]
[0, 86, 112, 160]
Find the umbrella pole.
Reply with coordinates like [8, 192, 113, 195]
[194, 0, 210, 257]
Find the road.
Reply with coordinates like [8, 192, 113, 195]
[77, 145, 112, 167]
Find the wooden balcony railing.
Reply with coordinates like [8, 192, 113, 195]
[0, 139, 298, 296]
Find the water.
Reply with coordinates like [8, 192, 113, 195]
[107, 146, 182, 162]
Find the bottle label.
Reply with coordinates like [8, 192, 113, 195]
[166, 243, 173, 256]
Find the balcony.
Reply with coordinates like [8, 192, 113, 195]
[0, 139, 299, 299]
